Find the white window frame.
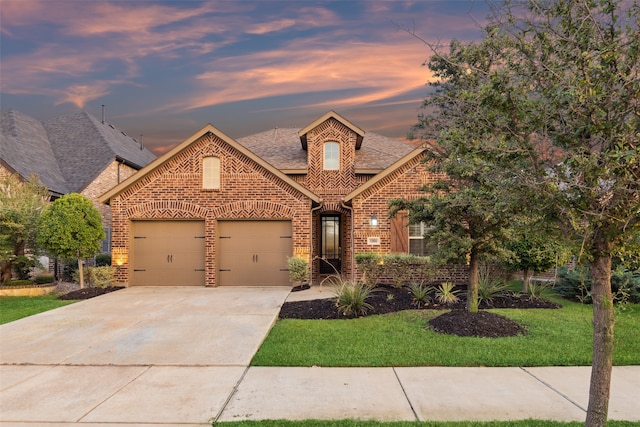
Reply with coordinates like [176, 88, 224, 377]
[323, 141, 340, 170]
[203, 156, 221, 189]
[408, 222, 432, 256]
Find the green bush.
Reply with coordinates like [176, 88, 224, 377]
[355, 253, 382, 286]
[556, 266, 640, 304]
[333, 280, 376, 317]
[287, 256, 308, 283]
[72, 266, 116, 288]
[435, 281, 460, 304]
[4, 280, 33, 287]
[95, 253, 112, 267]
[382, 253, 432, 288]
[406, 282, 431, 308]
[34, 274, 55, 284]
[478, 264, 510, 305]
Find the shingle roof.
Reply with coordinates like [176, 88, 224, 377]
[1, 109, 156, 194]
[237, 127, 416, 172]
[0, 109, 69, 195]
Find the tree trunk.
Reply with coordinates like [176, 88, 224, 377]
[77, 256, 85, 289]
[522, 268, 531, 293]
[467, 250, 479, 313]
[0, 260, 12, 284]
[585, 244, 614, 427]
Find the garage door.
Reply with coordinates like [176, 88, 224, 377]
[132, 220, 205, 286]
[218, 220, 292, 286]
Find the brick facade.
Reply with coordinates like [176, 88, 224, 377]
[104, 114, 469, 287]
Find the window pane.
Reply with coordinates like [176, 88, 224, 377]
[324, 142, 339, 170]
[203, 156, 220, 189]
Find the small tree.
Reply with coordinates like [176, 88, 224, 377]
[38, 193, 105, 288]
[0, 174, 49, 283]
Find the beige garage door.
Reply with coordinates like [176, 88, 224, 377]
[132, 220, 205, 286]
[218, 220, 292, 286]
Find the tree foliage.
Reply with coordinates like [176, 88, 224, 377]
[404, 0, 638, 424]
[38, 193, 105, 288]
[0, 173, 49, 283]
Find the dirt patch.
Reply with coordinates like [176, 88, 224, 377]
[58, 286, 124, 300]
[279, 285, 559, 338]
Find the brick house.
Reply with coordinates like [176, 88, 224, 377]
[101, 111, 468, 287]
[0, 109, 157, 253]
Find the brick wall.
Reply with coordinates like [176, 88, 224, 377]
[109, 133, 312, 286]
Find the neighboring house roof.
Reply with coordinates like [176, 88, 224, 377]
[237, 127, 416, 173]
[100, 123, 322, 205]
[0, 109, 156, 195]
[1, 109, 69, 196]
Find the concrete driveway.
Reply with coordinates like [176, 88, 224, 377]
[0, 286, 291, 425]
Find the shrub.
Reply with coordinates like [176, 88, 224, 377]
[407, 282, 431, 308]
[556, 266, 640, 304]
[95, 253, 112, 267]
[73, 266, 116, 288]
[478, 264, 510, 305]
[435, 281, 460, 305]
[333, 279, 375, 317]
[287, 256, 309, 283]
[527, 279, 554, 300]
[3, 279, 33, 287]
[355, 253, 382, 286]
[382, 253, 430, 288]
[34, 274, 55, 284]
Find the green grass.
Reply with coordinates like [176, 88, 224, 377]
[214, 420, 640, 426]
[251, 295, 640, 367]
[0, 294, 77, 324]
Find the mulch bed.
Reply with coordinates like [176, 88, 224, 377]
[58, 286, 124, 300]
[279, 285, 561, 338]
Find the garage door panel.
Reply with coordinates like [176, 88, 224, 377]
[218, 220, 292, 286]
[132, 221, 205, 286]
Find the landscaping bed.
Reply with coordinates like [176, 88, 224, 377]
[58, 286, 124, 300]
[279, 285, 559, 338]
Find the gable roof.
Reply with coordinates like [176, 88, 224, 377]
[298, 110, 365, 150]
[99, 124, 322, 205]
[1, 109, 69, 196]
[237, 126, 416, 173]
[42, 111, 156, 192]
[343, 146, 428, 203]
[0, 109, 156, 195]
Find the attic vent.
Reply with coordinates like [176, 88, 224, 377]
[109, 124, 115, 129]
[121, 131, 127, 136]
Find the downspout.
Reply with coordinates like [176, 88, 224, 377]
[340, 200, 355, 281]
[310, 201, 323, 286]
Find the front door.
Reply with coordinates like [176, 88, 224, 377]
[320, 215, 341, 274]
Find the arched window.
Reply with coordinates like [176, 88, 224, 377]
[202, 156, 220, 189]
[323, 141, 339, 170]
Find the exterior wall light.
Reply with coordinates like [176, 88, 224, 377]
[370, 214, 378, 227]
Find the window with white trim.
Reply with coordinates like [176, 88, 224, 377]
[323, 141, 339, 170]
[409, 222, 435, 256]
[203, 156, 220, 189]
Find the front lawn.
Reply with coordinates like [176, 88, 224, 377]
[251, 296, 640, 367]
[0, 295, 77, 324]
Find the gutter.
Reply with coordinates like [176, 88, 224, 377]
[310, 201, 323, 286]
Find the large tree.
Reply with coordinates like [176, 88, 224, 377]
[0, 173, 49, 283]
[38, 193, 105, 289]
[408, 0, 639, 425]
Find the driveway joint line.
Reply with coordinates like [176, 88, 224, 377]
[212, 365, 251, 424]
[392, 367, 420, 421]
[520, 367, 587, 413]
[76, 365, 152, 422]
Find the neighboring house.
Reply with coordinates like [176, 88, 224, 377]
[0, 109, 157, 253]
[100, 111, 469, 287]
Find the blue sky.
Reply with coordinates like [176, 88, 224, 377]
[1, 1, 489, 154]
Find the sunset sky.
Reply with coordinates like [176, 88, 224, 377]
[1, 1, 489, 154]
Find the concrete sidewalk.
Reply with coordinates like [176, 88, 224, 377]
[1, 286, 638, 426]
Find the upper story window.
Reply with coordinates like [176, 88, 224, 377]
[323, 141, 340, 170]
[203, 156, 220, 189]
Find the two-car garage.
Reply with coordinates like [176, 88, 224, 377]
[131, 220, 292, 287]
